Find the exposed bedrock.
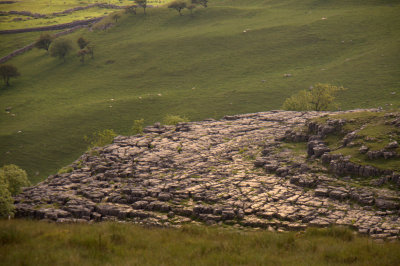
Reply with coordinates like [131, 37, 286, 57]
[14, 110, 400, 240]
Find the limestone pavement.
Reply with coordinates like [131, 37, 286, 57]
[14, 110, 400, 240]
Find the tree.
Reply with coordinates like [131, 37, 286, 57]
[50, 39, 73, 62]
[168, 1, 187, 16]
[77, 49, 88, 63]
[187, 4, 196, 16]
[0, 164, 30, 196]
[135, 0, 147, 15]
[282, 83, 346, 111]
[0, 64, 20, 86]
[112, 13, 121, 22]
[77, 37, 89, 49]
[192, 0, 208, 8]
[34, 33, 53, 52]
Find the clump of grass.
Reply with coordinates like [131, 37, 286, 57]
[84, 129, 117, 150]
[57, 166, 74, 174]
[163, 115, 189, 125]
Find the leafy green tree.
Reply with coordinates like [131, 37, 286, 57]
[168, 1, 187, 16]
[77, 37, 89, 49]
[0, 64, 20, 86]
[34, 33, 53, 52]
[135, 0, 147, 15]
[84, 129, 117, 149]
[50, 39, 73, 62]
[282, 83, 346, 111]
[0, 164, 30, 196]
[132, 118, 144, 135]
[0, 180, 14, 218]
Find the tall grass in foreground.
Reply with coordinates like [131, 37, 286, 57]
[0, 219, 399, 265]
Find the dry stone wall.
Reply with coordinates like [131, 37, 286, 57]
[14, 110, 400, 240]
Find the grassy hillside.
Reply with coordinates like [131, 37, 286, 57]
[0, 0, 172, 30]
[1, 0, 400, 183]
[1, 220, 400, 265]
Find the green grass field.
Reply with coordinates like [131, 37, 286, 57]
[1, 0, 400, 183]
[1, 220, 399, 265]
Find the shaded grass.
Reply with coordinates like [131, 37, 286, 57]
[0, 219, 399, 265]
[0, 1, 399, 183]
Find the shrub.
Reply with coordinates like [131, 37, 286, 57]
[0, 164, 30, 196]
[282, 83, 346, 111]
[131, 119, 144, 135]
[163, 115, 189, 125]
[84, 129, 117, 149]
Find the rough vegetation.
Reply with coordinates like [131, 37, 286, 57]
[14, 110, 400, 241]
[1, 220, 399, 265]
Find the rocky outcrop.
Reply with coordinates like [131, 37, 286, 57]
[14, 110, 400, 240]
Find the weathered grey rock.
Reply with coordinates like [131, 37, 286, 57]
[359, 145, 369, 154]
[386, 141, 399, 149]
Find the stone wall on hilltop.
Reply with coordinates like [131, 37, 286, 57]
[14, 110, 400, 240]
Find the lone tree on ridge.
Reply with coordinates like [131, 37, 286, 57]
[0, 64, 20, 86]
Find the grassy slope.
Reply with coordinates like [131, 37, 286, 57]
[1, 220, 400, 265]
[1, 0, 400, 183]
